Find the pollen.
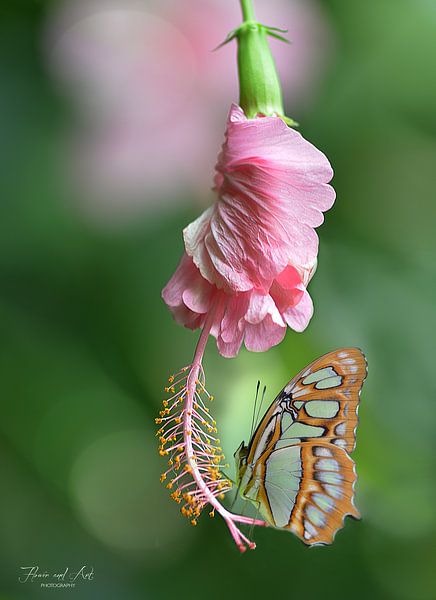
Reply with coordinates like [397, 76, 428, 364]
[156, 365, 231, 529]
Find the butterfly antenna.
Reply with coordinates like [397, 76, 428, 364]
[253, 385, 267, 432]
[249, 380, 261, 441]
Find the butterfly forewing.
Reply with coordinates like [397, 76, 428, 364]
[241, 348, 367, 546]
[283, 347, 366, 454]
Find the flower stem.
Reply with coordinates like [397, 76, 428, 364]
[240, 0, 255, 22]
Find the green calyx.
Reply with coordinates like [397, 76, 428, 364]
[217, 20, 297, 126]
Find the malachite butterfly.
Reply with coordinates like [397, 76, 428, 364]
[234, 348, 367, 545]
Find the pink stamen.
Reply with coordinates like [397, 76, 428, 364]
[157, 303, 267, 551]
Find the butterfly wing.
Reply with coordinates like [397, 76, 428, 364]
[241, 348, 367, 545]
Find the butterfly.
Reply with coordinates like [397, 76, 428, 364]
[234, 348, 367, 545]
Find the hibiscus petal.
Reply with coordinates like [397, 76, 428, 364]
[182, 277, 214, 314]
[220, 293, 250, 343]
[244, 315, 286, 353]
[162, 253, 198, 307]
[222, 104, 334, 178]
[282, 288, 314, 332]
[270, 265, 304, 314]
[171, 304, 205, 330]
[245, 291, 285, 327]
[217, 334, 244, 359]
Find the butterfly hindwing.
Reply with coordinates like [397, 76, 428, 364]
[239, 348, 367, 546]
[286, 441, 360, 544]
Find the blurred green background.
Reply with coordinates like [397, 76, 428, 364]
[1, 0, 436, 598]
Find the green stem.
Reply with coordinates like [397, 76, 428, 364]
[240, 0, 255, 22]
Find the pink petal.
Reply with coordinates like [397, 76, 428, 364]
[217, 332, 244, 358]
[244, 315, 286, 353]
[182, 277, 213, 314]
[270, 265, 304, 314]
[219, 294, 249, 343]
[245, 291, 285, 327]
[283, 288, 314, 332]
[162, 253, 198, 308]
[171, 303, 205, 330]
[222, 105, 334, 179]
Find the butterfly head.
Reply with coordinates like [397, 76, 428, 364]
[234, 440, 249, 482]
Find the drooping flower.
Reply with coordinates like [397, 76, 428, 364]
[163, 104, 335, 357]
[157, 0, 335, 552]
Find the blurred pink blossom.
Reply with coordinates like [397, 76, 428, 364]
[162, 105, 335, 357]
[45, 0, 333, 224]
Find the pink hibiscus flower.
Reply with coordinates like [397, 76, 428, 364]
[163, 104, 335, 357]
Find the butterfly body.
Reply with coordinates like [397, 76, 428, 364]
[235, 348, 367, 545]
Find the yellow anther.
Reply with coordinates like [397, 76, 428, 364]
[209, 509, 215, 518]
[155, 418, 162, 424]
[160, 473, 166, 482]
[191, 519, 197, 526]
